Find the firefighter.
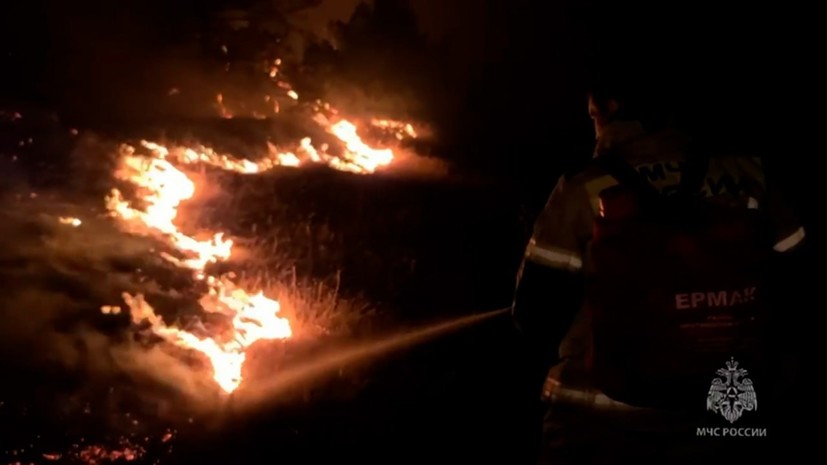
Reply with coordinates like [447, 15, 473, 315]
[511, 78, 807, 464]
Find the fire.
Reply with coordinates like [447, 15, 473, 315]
[104, 144, 292, 393]
[135, 111, 410, 176]
[58, 216, 82, 227]
[200, 54, 418, 175]
[102, 55, 418, 394]
[327, 120, 393, 173]
[370, 118, 418, 140]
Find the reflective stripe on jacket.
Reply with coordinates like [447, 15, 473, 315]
[526, 120, 806, 384]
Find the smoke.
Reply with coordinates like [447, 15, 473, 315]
[284, 0, 369, 52]
[0, 129, 392, 433]
[1, 6, 449, 454]
[0, 184, 224, 427]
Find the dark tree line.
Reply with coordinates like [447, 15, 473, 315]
[301, 0, 448, 125]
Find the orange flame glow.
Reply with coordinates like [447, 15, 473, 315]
[104, 144, 292, 393]
[102, 55, 418, 394]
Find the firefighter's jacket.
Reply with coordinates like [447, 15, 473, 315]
[521, 119, 806, 395]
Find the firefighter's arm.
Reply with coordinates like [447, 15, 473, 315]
[511, 176, 589, 368]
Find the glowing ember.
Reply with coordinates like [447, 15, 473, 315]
[216, 93, 233, 119]
[101, 305, 121, 315]
[29, 436, 161, 465]
[75, 444, 141, 463]
[58, 216, 82, 227]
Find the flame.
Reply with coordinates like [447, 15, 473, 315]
[216, 93, 233, 119]
[135, 109, 412, 176]
[58, 216, 82, 227]
[193, 53, 421, 174]
[104, 144, 291, 393]
[102, 55, 419, 394]
[103, 119, 410, 392]
[370, 118, 418, 140]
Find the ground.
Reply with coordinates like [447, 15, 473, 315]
[0, 113, 542, 465]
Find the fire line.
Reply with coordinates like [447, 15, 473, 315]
[102, 107, 415, 394]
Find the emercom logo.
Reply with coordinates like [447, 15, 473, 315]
[696, 427, 767, 437]
[706, 357, 757, 424]
[696, 357, 767, 438]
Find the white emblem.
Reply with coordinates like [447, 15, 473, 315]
[706, 357, 757, 423]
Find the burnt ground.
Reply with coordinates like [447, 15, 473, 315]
[0, 115, 543, 465]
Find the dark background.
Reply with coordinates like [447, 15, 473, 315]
[1, 0, 818, 216]
[0, 0, 817, 463]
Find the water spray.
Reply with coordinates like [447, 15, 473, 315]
[230, 306, 511, 414]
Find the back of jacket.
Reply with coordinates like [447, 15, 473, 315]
[525, 120, 805, 397]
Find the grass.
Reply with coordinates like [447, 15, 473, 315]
[0, 122, 531, 464]
[238, 266, 376, 340]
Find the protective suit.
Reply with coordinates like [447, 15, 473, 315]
[512, 118, 806, 464]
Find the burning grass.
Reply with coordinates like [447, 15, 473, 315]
[0, 121, 411, 386]
[0, 118, 526, 463]
[98, 120, 414, 394]
[0, 172, 377, 464]
[0, 19, 503, 459]
[1, 71, 466, 463]
[236, 267, 375, 340]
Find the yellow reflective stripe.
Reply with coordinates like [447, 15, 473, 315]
[525, 239, 583, 270]
[585, 175, 619, 215]
[774, 226, 805, 252]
